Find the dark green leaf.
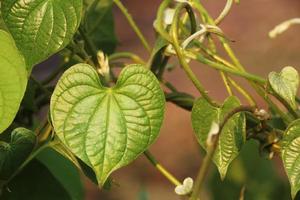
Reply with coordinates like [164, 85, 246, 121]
[191, 96, 246, 179]
[1, 0, 83, 68]
[1, 159, 72, 200]
[0, 128, 36, 181]
[37, 147, 84, 200]
[50, 64, 165, 185]
[149, 36, 168, 73]
[165, 92, 194, 110]
[84, 0, 117, 54]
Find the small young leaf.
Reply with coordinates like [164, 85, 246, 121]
[281, 119, 300, 198]
[1, 0, 83, 68]
[268, 66, 299, 109]
[191, 96, 246, 179]
[0, 30, 27, 134]
[0, 128, 36, 181]
[50, 64, 165, 185]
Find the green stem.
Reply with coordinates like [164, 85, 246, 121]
[113, 0, 151, 53]
[171, 3, 219, 107]
[220, 72, 233, 96]
[154, 0, 173, 42]
[191, 53, 266, 84]
[192, 0, 281, 115]
[262, 92, 292, 124]
[109, 52, 146, 64]
[79, 27, 99, 66]
[214, 0, 233, 25]
[193, 45, 291, 120]
[144, 151, 181, 186]
[270, 92, 300, 119]
[189, 106, 255, 200]
[228, 77, 256, 106]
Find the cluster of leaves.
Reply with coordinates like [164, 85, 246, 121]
[0, 0, 299, 200]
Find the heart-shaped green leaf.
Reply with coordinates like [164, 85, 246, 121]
[0, 128, 36, 181]
[0, 30, 27, 134]
[268, 66, 299, 109]
[281, 119, 300, 198]
[50, 64, 165, 185]
[191, 96, 246, 179]
[1, 0, 83, 69]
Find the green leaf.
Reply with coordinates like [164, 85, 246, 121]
[50, 64, 165, 185]
[268, 66, 299, 109]
[0, 128, 36, 181]
[149, 36, 168, 72]
[281, 119, 300, 198]
[84, 0, 117, 54]
[50, 137, 81, 169]
[0, 30, 27, 134]
[191, 96, 246, 179]
[1, 0, 83, 68]
[37, 147, 84, 200]
[1, 159, 73, 200]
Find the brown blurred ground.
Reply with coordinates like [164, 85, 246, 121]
[85, 1, 300, 199]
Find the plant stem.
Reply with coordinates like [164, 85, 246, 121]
[190, 53, 266, 84]
[154, 0, 173, 42]
[270, 92, 300, 119]
[220, 72, 233, 96]
[189, 106, 255, 200]
[144, 150, 181, 186]
[192, 0, 285, 116]
[171, 3, 219, 107]
[109, 52, 146, 64]
[79, 27, 99, 66]
[214, 0, 233, 25]
[228, 77, 256, 106]
[113, 0, 151, 53]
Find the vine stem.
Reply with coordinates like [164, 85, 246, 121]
[113, 0, 151, 53]
[108, 52, 146, 64]
[144, 150, 181, 186]
[191, 0, 290, 120]
[228, 77, 256, 106]
[171, 3, 219, 107]
[220, 72, 233, 95]
[78, 26, 99, 67]
[214, 0, 233, 25]
[189, 106, 255, 200]
[193, 54, 266, 84]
